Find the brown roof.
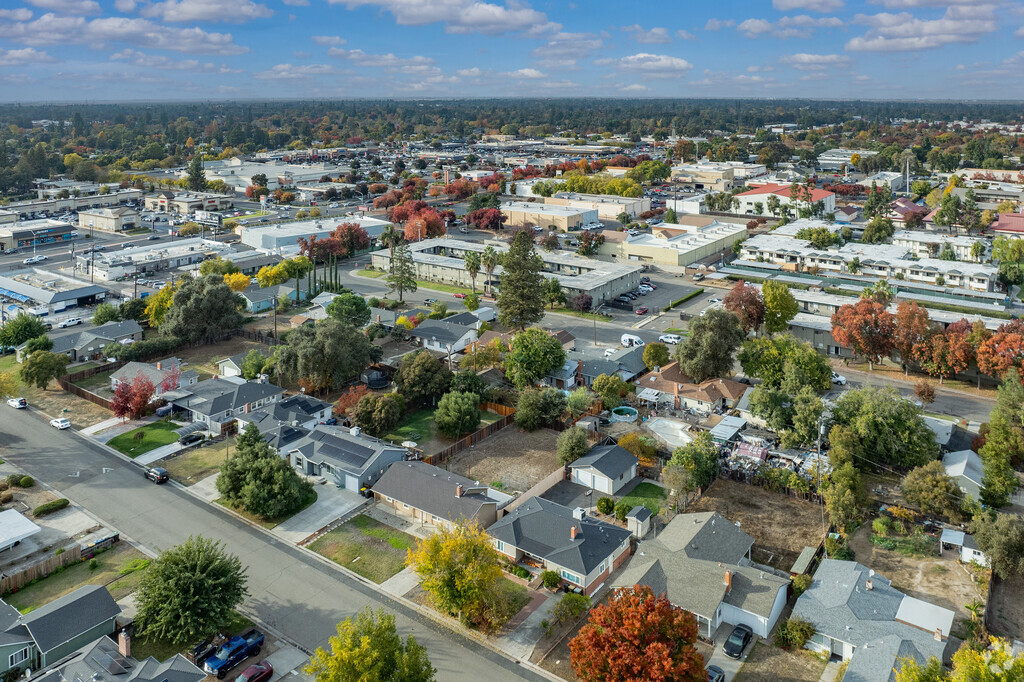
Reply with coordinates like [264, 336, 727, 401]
[639, 362, 748, 405]
[550, 329, 575, 346]
[475, 330, 514, 348]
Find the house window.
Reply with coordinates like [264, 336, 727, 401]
[9, 648, 29, 668]
[561, 570, 580, 584]
[496, 541, 504, 552]
[385, 496, 393, 503]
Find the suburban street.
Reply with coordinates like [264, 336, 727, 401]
[0, 408, 547, 682]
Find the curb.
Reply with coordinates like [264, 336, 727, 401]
[834, 364, 996, 403]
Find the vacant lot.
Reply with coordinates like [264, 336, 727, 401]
[162, 438, 233, 484]
[849, 523, 986, 637]
[108, 421, 180, 458]
[989, 573, 1024, 641]
[0, 353, 113, 428]
[308, 513, 417, 583]
[688, 479, 825, 571]
[735, 641, 826, 682]
[448, 426, 560, 493]
[72, 368, 116, 393]
[174, 337, 271, 377]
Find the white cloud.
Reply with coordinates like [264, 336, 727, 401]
[503, 67, 545, 78]
[254, 63, 334, 79]
[0, 13, 249, 54]
[0, 8, 33, 20]
[869, 0, 996, 7]
[621, 24, 671, 44]
[332, 0, 555, 36]
[26, 0, 100, 14]
[620, 83, 649, 92]
[282, 0, 308, 4]
[847, 5, 998, 51]
[691, 70, 775, 89]
[328, 48, 435, 69]
[676, 29, 695, 40]
[113, 0, 136, 10]
[737, 15, 843, 39]
[704, 18, 734, 30]
[140, 0, 273, 23]
[530, 31, 601, 66]
[773, 0, 843, 10]
[109, 48, 240, 72]
[1, 73, 37, 83]
[779, 52, 852, 70]
[293, 50, 309, 58]
[615, 52, 693, 76]
[456, 66, 482, 77]
[0, 47, 56, 66]
[311, 35, 344, 44]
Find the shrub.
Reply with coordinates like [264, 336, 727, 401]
[665, 288, 704, 310]
[553, 593, 591, 624]
[54, 547, 65, 556]
[596, 497, 614, 515]
[774, 617, 816, 649]
[88, 558, 99, 570]
[119, 558, 151, 575]
[614, 500, 635, 522]
[6, 475, 19, 488]
[505, 563, 530, 580]
[872, 516, 894, 537]
[33, 498, 70, 517]
[18, 476, 33, 488]
[0, 492, 12, 505]
[542, 570, 561, 590]
[0, 481, 9, 492]
[792, 573, 813, 597]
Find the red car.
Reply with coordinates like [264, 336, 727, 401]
[233, 661, 272, 682]
[635, 306, 649, 315]
[453, 293, 467, 299]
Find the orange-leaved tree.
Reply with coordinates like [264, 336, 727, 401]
[569, 585, 706, 682]
[830, 298, 896, 370]
[893, 301, 931, 375]
[722, 279, 764, 334]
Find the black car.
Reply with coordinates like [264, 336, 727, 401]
[145, 467, 169, 484]
[706, 666, 725, 682]
[723, 624, 753, 659]
[178, 433, 204, 446]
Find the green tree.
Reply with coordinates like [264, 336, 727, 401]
[91, 302, 120, 325]
[514, 387, 567, 431]
[118, 298, 148, 322]
[829, 386, 937, 470]
[543, 278, 566, 309]
[592, 373, 629, 409]
[135, 536, 247, 644]
[642, 342, 670, 370]
[781, 386, 824, 449]
[676, 308, 745, 382]
[351, 393, 405, 437]
[896, 638, 1024, 681]
[185, 155, 207, 192]
[325, 293, 371, 327]
[160, 274, 244, 344]
[450, 369, 490, 400]
[664, 208, 677, 223]
[502, 327, 566, 389]
[566, 387, 594, 417]
[557, 425, 590, 465]
[24, 335, 53, 354]
[668, 431, 718, 491]
[739, 335, 831, 391]
[394, 350, 453, 406]
[200, 256, 240, 277]
[305, 608, 436, 682]
[386, 243, 418, 302]
[974, 513, 1024, 582]
[434, 391, 481, 438]
[497, 232, 545, 330]
[902, 461, 964, 519]
[762, 281, 798, 334]
[823, 462, 866, 531]
[277, 319, 383, 393]
[980, 369, 1024, 472]
[0, 312, 47, 348]
[19, 350, 70, 389]
[217, 429, 314, 519]
[239, 349, 267, 380]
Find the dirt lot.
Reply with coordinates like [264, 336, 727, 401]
[735, 641, 826, 682]
[688, 478, 826, 571]
[848, 523, 986, 637]
[988, 573, 1024, 641]
[447, 427, 561, 493]
[174, 337, 271, 376]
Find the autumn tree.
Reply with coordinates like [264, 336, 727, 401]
[831, 298, 896, 369]
[762, 280, 798, 334]
[335, 384, 370, 416]
[223, 272, 250, 293]
[618, 432, 657, 466]
[569, 585, 705, 682]
[914, 380, 936, 405]
[723, 280, 765, 334]
[642, 342, 670, 370]
[111, 372, 156, 421]
[977, 320, 1024, 379]
[305, 608, 435, 682]
[893, 301, 931, 374]
[913, 325, 973, 383]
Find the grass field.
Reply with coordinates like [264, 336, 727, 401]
[162, 438, 234, 484]
[383, 407, 437, 447]
[355, 269, 387, 279]
[308, 513, 418, 583]
[6, 543, 150, 612]
[73, 368, 116, 391]
[619, 482, 667, 515]
[549, 306, 613, 321]
[107, 421, 180, 458]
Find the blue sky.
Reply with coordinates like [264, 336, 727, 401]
[0, 0, 1022, 102]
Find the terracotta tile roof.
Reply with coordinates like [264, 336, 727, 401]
[735, 183, 833, 202]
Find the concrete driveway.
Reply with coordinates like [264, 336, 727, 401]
[704, 627, 756, 681]
[272, 483, 366, 544]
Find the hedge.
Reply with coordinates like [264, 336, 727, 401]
[665, 288, 704, 310]
[103, 336, 182, 362]
[33, 498, 70, 517]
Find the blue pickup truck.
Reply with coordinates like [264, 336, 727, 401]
[202, 629, 264, 679]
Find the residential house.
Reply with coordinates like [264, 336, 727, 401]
[238, 393, 333, 432]
[408, 319, 478, 354]
[543, 359, 580, 390]
[886, 198, 927, 226]
[634, 362, 748, 411]
[613, 512, 790, 639]
[924, 417, 975, 453]
[443, 311, 485, 329]
[239, 283, 299, 313]
[488, 497, 632, 596]
[939, 528, 990, 567]
[109, 358, 198, 396]
[166, 377, 284, 433]
[284, 426, 406, 491]
[550, 329, 576, 351]
[942, 449, 983, 501]
[16, 319, 143, 363]
[0, 585, 120, 675]
[216, 353, 248, 378]
[34, 632, 204, 682]
[568, 445, 638, 495]
[372, 461, 513, 529]
[793, 559, 953, 682]
[576, 346, 647, 388]
[988, 212, 1024, 237]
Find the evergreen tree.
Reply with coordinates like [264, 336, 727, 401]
[185, 155, 207, 192]
[497, 232, 545, 330]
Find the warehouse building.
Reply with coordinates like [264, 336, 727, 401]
[0, 268, 107, 313]
[79, 238, 237, 281]
[545, 192, 651, 220]
[77, 207, 139, 233]
[239, 217, 393, 254]
[500, 201, 597, 231]
[597, 220, 747, 267]
[370, 238, 643, 303]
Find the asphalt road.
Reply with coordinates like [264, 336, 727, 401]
[0, 410, 545, 682]
[840, 370, 994, 423]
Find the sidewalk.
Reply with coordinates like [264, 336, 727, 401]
[273, 484, 366, 544]
[135, 441, 182, 465]
[380, 566, 420, 598]
[494, 591, 556, 660]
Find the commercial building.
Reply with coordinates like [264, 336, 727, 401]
[239, 217, 392, 254]
[500, 201, 597, 231]
[370, 237, 644, 303]
[34, 179, 105, 198]
[859, 171, 905, 193]
[597, 219, 747, 266]
[0, 268, 107, 314]
[4, 189, 142, 219]
[144, 191, 234, 214]
[670, 162, 735, 192]
[294, 182, 359, 203]
[78, 238, 237, 281]
[892, 230, 987, 261]
[77, 207, 139, 233]
[0, 219, 75, 252]
[732, 183, 836, 217]
[195, 157, 341, 192]
[816, 149, 878, 171]
[545, 192, 651, 219]
[666, 193, 707, 215]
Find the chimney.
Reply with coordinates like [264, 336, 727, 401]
[118, 630, 131, 658]
[723, 570, 732, 594]
[456, 484, 464, 498]
[865, 579, 873, 591]
[570, 526, 578, 540]
[156, 361, 162, 370]
[934, 628, 943, 641]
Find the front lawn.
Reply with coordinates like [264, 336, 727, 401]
[308, 513, 418, 583]
[355, 269, 386, 279]
[163, 438, 234, 484]
[619, 481, 667, 515]
[107, 421, 181, 458]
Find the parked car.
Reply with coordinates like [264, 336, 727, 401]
[6, 397, 27, 409]
[453, 293, 467, 299]
[621, 334, 645, 347]
[635, 306, 649, 315]
[658, 334, 682, 344]
[178, 433, 204, 446]
[4, 248, 18, 255]
[202, 630, 265, 679]
[603, 348, 618, 357]
[831, 371, 847, 386]
[49, 417, 71, 429]
[59, 318, 82, 328]
[144, 467, 169, 484]
[708, 297, 722, 304]
[638, 285, 654, 293]
[640, 276, 651, 283]
[692, 272, 705, 281]
[706, 665, 726, 682]
[233, 661, 273, 682]
[723, 624, 753, 659]
[423, 298, 437, 305]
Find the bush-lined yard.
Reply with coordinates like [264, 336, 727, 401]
[308, 514, 418, 583]
[619, 482, 667, 515]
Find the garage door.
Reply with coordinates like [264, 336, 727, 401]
[718, 602, 767, 639]
[596, 475, 612, 495]
[345, 475, 359, 490]
[574, 470, 592, 488]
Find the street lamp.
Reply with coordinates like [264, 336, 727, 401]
[593, 304, 605, 347]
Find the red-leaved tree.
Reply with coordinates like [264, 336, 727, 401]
[128, 373, 155, 420]
[467, 208, 505, 231]
[569, 585, 706, 682]
[159, 364, 182, 393]
[723, 280, 765, 334]
[111, 381, 134, 421]
[831, 298, 896, 370]
[335, 384, 369, 415]
[913, 326, 973, 384]
[977, 323, 1024, 379]
[893, 301, 932, 375]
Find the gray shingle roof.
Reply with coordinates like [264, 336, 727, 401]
[373, 461, 501, 522]
[570, 445, 638, 480]
[407, 319, 476, 345]
[18, 585, 119, 653]
[286, 428, 405, 476]
[243, 393, 332, 425]
[34, 633, 204, 682]
[26, 319, 142, 354]
[169, 377, 284, 417]
[657, 511, 753, 564]
[486, 497, 631, 575]
[444, 311, 479, 327]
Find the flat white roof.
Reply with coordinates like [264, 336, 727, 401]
[501, 202, 594, 218]
[0, 509, 41, 549]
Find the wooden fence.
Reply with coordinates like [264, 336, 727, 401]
[479, 401, 515, 417]
[425, 412, 515, 466]
[0, 545, 82, 596]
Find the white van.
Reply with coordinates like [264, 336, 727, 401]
[621, 334, 645, 348]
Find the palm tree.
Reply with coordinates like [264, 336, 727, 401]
[481, 246, 498, 296]
[965, 599, 983, 623]
[464, 251, 481, 293]
[380, 223, 401, 267]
